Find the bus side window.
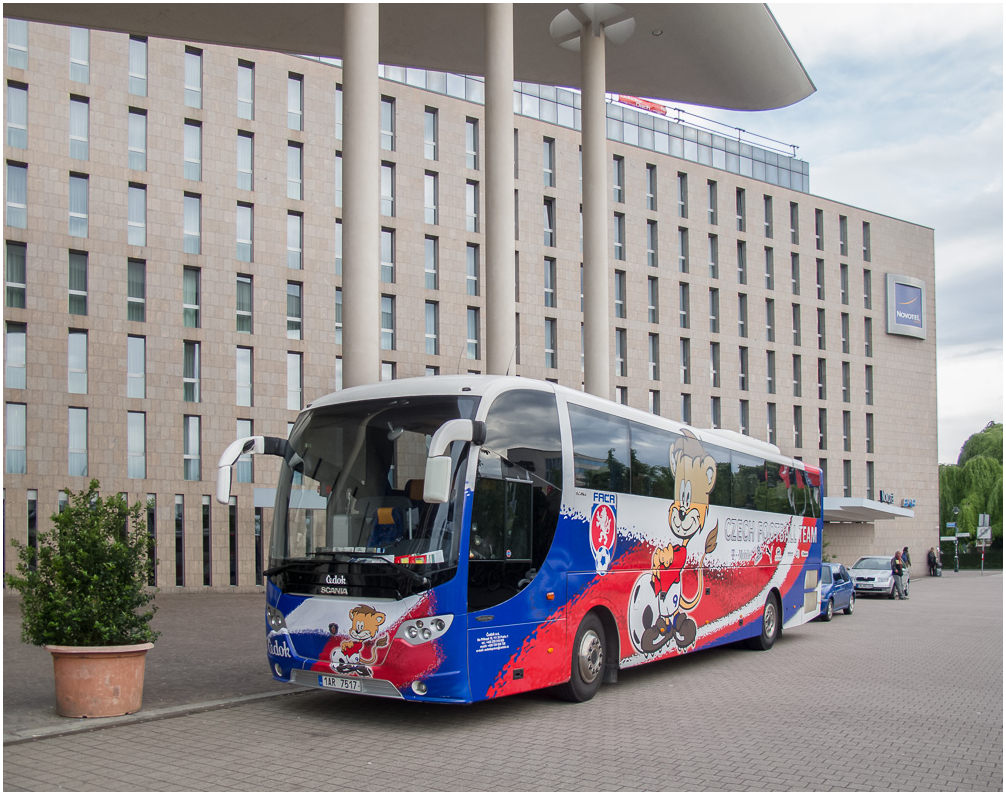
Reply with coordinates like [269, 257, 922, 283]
[706, 444, 732, 508]
[468, 390, 562, 613]
[570, 404, 630, 493]
[628, 422, 677, 499]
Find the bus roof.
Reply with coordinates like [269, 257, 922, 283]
[304, 375, 813, 472]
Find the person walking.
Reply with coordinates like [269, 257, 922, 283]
[892, 550, 908, 599]
[902, 546, 911, 595]
[927, 547, 938, 577]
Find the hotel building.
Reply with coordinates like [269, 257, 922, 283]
[3, 19, 937, 591]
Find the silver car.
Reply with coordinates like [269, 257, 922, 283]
[850, 556, 910, 599]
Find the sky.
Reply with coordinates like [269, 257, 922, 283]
[669, 3, 1003, 464]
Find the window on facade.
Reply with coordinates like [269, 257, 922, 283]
[232, 131, 253, 190]
[766, 350, 776, 395]
[183, 266, 200, 327]
[466, 244, 480, 296]
[677, 172, 688, 218]
[68, 251, 87, 315]
[793, 405, 803, 448]
[68, 407, 88, 476]
[817, 308, 827, 350]
[466, 180, 479, 233]
[466, 117, 479, 170]
[380, 295, 395, 350]
[842, 411, 852, 453]
[183, 193, 201, 254]
[127, 335, 145, 398]
[678, 227, 689, 273]
[866, 413, 875, 454]
[791, 253, 800, 295]
[425, 301, 439, 356]
[646, 220, 658, 267]
[818, 409, 828, 450]
[236, 203, 253, 262]
[544, 257, 557, 308]
[288, 73, 303, 130]
[764, 247, 775, 290]
[287, 212, 302, 269]
[612, 212, 624, 260]
[124, 258, 145, 321]
[863, 269, 872, 309]
[792, 303, 801, 346]
[380, 96, 395, 150]
[128, 184, 146, 246]
[286, 352, 302, 411]
[709, 287, 719, 333]
[648, 334, 660, 380]
[69, 96, 89, 160]
[236, 346, 253, 407]
[793, 354, 802, 397]
[236, 274, 252, 333]
[738, 293, 748, 338]
[612, 155, 625, 203]
[707, 180, 717, 224]
[235, 419, 253, 482]
[7, 83, 27, 149]
[679, 282, 690, 329]
[287, 143, 303, 200]
[737, 241, 747, 285]
[841, 313, 850, 354]
[839, 215, 848, 257]
[680, 393, 691, 424]
[865, 364, 874, 405]
[766, 403, 777, 445]
[467, 307, 480, 360]
[613, 270, 627, 319]
[543, 137, 555, 187]
[739, 346, 749, 391]
[7, 19, 27, 69]
[679, 338, 690, 385]
[705, 233, 718, 279]
[738, 400, 750, 435]
[381, 162, 395, 216]
[287, 282, 303, 340]
[6, 162, 27, 229]
[864, 317, 873, 357]
[423, 171, 438, 225]
[815, 209, 824, 250]
[68, 174, 88, 237]
[129, 36, 147, 96]
[6, 402, 26, 473]
[184, 47, 202, 108]
[377, 227, 395, 283]
[816, 259, 825, 300]
[646, 164, 657, 211]
[68, 330, 87, 394]
[183, 121, 201, 181]
[425, 236, 438, 289]
[842, 361, 851, 403]
[710, 342, 720, 388]
[817, 358, 827, 400]
[127, 411, 146, 479]
[763, 195, 773, 238]
[736, 188, 746, 232]
[183, 415, 200, 480]
[127, 109, 146, 170]
[545, 318, 558, 369]
[615, 328, 627, 377]
[766, 298, 775, 342]
[6, 242, 26, 308]
[334, 220, 343, 276]
[334, 288, 342, 345]
[862, 222, 871, 261]
[648, 276, 659, 323]
[69, 28, 89, 83]
[183, 340, 200, 402]
[5, 322, 26, 389]
[711, 396, 721, 429]
[790, 202, 799, 244]
[237, 60, 255, 119]
[423, 107, 438, 160]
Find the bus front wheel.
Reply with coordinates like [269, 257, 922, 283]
[746, 593, 781, 651]
[557, 614, 605, 702]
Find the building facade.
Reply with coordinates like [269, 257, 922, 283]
[3, 21, 938, 591]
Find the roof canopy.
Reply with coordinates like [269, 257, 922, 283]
[5, 3, 814, 111]
[823, 498, 916, 524]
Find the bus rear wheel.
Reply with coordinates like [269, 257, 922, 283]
[746, 593, 781, 651]
[557, 614, 605, 702]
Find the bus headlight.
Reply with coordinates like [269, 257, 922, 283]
[396, 614, 454, 645]
[267, 605, 287, 632]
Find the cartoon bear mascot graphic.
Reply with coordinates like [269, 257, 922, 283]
[330, 605, 389, 677]
[629, 430, 718, 654]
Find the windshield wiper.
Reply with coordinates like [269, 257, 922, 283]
[320, 551, 430, 587]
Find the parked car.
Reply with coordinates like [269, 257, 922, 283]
[819, 562, 855, 620]
[850, 555, 910, 599]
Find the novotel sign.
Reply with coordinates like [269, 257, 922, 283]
[886, 274, 927, 340]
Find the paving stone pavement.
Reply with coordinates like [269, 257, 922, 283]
[3, 571, 1002, 791]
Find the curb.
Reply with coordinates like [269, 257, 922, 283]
[3, 686, 311, 746]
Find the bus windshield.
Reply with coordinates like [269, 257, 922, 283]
[271, 395, 478, 596]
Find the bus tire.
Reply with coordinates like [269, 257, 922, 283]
[557, 613, 605, 702]
[746, 593, 780, 651]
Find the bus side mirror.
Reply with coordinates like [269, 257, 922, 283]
[423, 456, 453, 504]
[422, 419, 486, 504]
[215, 435, 288, 505]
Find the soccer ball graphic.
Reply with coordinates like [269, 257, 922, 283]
[593, 543, 612, 574]
[627, 572, 659, 651]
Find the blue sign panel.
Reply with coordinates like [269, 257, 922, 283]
[894, 283, 923, 328]
[885, 274, 927, 340]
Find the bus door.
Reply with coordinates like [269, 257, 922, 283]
[464, 389, 566, 699]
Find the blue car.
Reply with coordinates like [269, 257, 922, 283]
[819, 563, 855, 621]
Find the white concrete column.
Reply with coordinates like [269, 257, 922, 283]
[580, 21, 610, 399]
[485, 3, 516, 376]
[342, 4, 380, 388]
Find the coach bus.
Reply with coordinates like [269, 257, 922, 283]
[217, 376, 822, 703]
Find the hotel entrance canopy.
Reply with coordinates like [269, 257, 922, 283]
[4, 3, 814, 110]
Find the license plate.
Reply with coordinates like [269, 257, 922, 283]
[319, 674, 362, 692]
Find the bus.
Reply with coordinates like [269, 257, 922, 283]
[216, 375, 822, 703]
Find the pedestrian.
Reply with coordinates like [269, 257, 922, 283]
[927, 547, 938, 577]
[902, 546, 912, 568]
[892, 550, 908, 599]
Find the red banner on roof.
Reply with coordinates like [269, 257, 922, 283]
[617, 95, 668, 116]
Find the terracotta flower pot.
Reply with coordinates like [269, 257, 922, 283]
[44, 643, 154, 718]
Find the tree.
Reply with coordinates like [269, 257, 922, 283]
[940, 423, 1004, 541]
[958, 421, 1003, 466]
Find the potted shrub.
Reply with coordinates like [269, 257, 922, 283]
[5, 480, 160, 718]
